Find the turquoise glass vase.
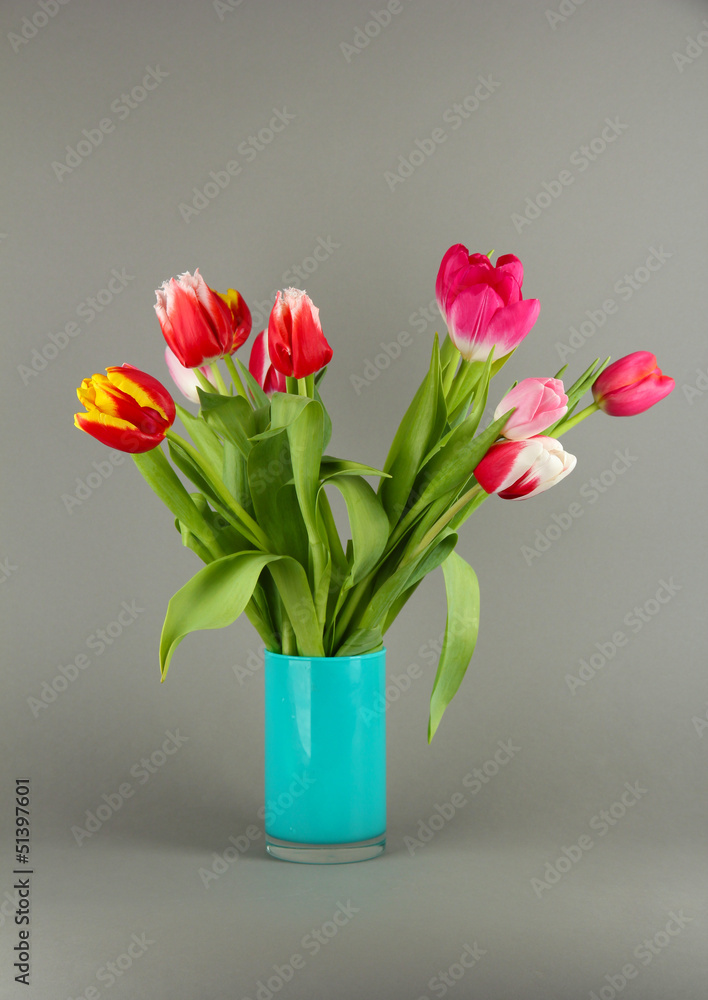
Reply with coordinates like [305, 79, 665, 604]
[264, 648, 386, 863]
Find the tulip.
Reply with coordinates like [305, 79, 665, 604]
[164, 346, 212, 404]
[436, 245, 540, 362]
[474, 436, 576, 500]
[592, 351, 674, 416]
[268, 288, 333, 379]
[154, 269, 251, 368]
[495, 377, 568, 440]
[74, 364, 175, 453]
[249, 329, 287, 395]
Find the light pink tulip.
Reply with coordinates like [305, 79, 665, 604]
[164, 346, 211, 404]
[474, 436, 576, 500]
[495, 377, 568, 439]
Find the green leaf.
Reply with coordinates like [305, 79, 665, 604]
[197, 391, 254, 459]
[133, 448, 222, 559]
[379, 335, 446, 525]
[323, 476, 389, 590]
[428, 551, 480, 742]
[160, 552, 279, 678]
[247, 431, 309, 564]
[235, 356, 270, 408]
[335, 627, 383, 657]
[267, 558, 324, 655]
[175, 403, 224, 468]
[320, 457, 391, 480]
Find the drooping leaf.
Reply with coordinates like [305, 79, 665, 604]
[428, 550, 480, 742]
[335, 627, 383, 657]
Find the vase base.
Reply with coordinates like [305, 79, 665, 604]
[265, 833, 386, 864]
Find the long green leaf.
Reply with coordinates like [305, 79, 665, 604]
[428, 551, 480, 742]
[324, 476, 389, 588]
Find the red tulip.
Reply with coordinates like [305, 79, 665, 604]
[474, 436, 576, 500]
[249, 329, 287, 395]
[267, 288, 333, 379]
[592, 351, 674, 416]
[74, 365, 175, 453]
[436, 245, 540, 362]
[154, 269, 251, 368]
[495, 377, 568, 440]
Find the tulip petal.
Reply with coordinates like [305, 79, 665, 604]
[164, 347, 209, 404]
[74, 410, 165, 453]
[448, 283, 505, 360]
[106, 365, 176, 423]
[483, 297, 540, 357]
[599, 373, 675, 416]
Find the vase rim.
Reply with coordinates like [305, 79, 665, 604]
[264, 647, 386, 663]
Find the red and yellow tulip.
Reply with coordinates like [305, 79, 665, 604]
[74, 364, 175, 453]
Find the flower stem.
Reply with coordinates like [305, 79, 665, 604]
[297, 378, 308, 397]
[546, 402, 600, 437]
[223, 354, 248, 400]
[195, 370, 216, 394]
[209, 362, 229, 396]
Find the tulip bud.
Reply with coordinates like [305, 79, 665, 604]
[154, 269, 251, 368]
[592, 351, 674, 416]
[267, 288, 333, 379]
[495, 377, 568, 439]
[248, 329, 286, 395]
[474, 436, 576, 500]
[436, 245, 540, 362]
[74, 365, 175, 453]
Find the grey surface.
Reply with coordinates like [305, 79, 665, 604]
[1, 0, 707, 997]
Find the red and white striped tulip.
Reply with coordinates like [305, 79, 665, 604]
[436, 245, 540, 362]
[495, 377, 568, 439]
[248, 329, 287, 395]
[154, 269, 251, 369]
[268, 288, 333, 379]
[474, 436, 576, 500]
[592, 351, 674, 416]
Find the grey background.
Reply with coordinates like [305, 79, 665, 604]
[1, 0, 707, 996]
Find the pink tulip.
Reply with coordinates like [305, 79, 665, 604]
[154, 269, 250, 369]
[592, 351, 674, 416]
[495, 377, 568, 440]
[474, 436, 576, 500]
[436, 245, 540, 362]
[268, 288, 333, 379]
[164, 346, 211, 404]
[248, 329, 287, 395]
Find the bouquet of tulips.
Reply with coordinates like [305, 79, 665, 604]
[74, 245, 674, 739]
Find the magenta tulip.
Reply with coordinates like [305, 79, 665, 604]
[268, 288, 333, 379]
[474, 436, 576, 500]
[592, 352, 674, 416]
[495, 377, 568, 440]
[249, 329, 287, 395]
[436, 245, 540, 362]
[154, 270, 251, 369]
